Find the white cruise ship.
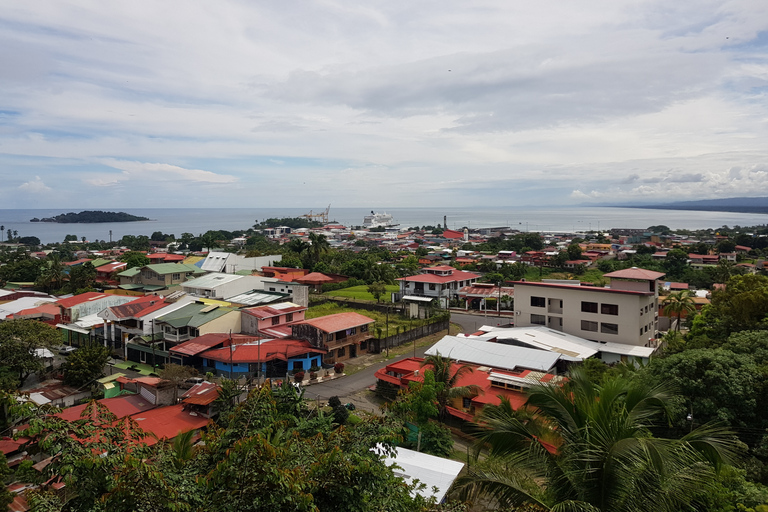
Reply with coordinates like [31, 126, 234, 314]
[363, 211, 398, 229]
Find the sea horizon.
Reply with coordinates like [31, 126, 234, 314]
[0, 206, 766, 245]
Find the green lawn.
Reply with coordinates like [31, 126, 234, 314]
[306, 301, 436, 338]
[323, 284, 400, 303]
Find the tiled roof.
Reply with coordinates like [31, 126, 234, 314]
[242, 302, 305, 319]
[299, 312, 374, 332]
[603, 268, 665, 280]
[95, 261, 127, 273]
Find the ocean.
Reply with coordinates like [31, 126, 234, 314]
[0, 207, 765, 245]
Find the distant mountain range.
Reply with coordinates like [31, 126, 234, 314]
[615, 197, 768, 214]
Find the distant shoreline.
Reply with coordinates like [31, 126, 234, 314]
[616, 205, 768, 215]
[30, 210, 152, 223]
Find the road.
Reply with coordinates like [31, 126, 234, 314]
[308, 310, 513, 403]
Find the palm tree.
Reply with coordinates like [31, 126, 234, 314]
[421, 352, 482, 422]
[452, 370, 738, 512]
[307, 232, 330, 268]
[661, 290, 696, 331]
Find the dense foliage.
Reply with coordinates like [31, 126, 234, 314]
[31, 211, 150, 223]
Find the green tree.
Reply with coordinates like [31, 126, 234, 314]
[307, 232, 330, 267]
[35, 255, 65, 293]
[664, 248, 690, 278]
[690, 274, 768, 340]
[453, 370, 739, 511]
[158, 363, 197, 403]
[120, 251, 151, 269]
[566, 244, 582, 261]
[61, 345, 111, 387]
[661, 290, 696, 331]
[367, 281, 387, 303]
[0, 320, 60, 388]
[421, 353, 482, 423]
[66, 261, 96, 292]
[120, 234, 151, 252]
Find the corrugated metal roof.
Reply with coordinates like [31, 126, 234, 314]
[425, 335, 561, 372]
[182, 272, 242, 289]
[225, 289, 290, 306]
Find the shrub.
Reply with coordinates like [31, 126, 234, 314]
[293, 371, 305, 383]
[328, 396, 342, 409]
[334, 362, 345, 374]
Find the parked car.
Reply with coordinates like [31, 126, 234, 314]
[59, 346, 78, 356]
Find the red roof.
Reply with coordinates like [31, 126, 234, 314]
[513, 281, 654, 296]
[603, 268, 665, 280]
[296, 272, 336, 283]
[442, 229, 465, 239]
[300, 312, 374, 332]
[201, 339, 324, 363]
[170, 333, 260, 357]
[63, 258, 92, 266]
[131, 404, 210, 446]
[56, 394, 157, 422]
[56, 292, 110, 309]
[398, 269, 480, 284]
[0, 437, 28, 455]
[180, 382, 220, 405]
[95, 261, 127, 273]
[242, 303, 306, 319]
[106, 295, 171, 319]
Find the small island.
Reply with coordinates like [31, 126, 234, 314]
[30, 211, 150, 223]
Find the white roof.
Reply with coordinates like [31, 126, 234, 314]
[425, 335, 561, 372]
[479, 326, 655, 359]
[200, 252, 231, 272]
[0, 296, 57, 320]
[183, 272, 243, 289]
[378, 445, 464, 503]
[402, 295, 435, 302]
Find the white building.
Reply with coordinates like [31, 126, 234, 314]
[397, 265, 480, 308]
[200, 251, 282, 274]
[513, 267, 664, 347]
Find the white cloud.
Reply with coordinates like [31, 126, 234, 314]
[18, 176, 52, 193]
[95, 159, 238, 185]
[0, 1, 767, 207]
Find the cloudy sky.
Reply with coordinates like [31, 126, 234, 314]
[1, 1, 767, 208]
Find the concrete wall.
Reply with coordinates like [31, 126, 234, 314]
[514, 283, 658, 346]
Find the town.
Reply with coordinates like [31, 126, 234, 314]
[1, 218, 767, 511]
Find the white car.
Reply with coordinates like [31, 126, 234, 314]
[59, 346, 78, 356]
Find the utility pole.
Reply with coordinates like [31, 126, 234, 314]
[386, 305, 390, 357]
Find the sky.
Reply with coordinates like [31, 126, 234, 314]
[1, 1, 767, 209]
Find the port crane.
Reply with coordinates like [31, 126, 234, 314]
[302, 204, 330, 224]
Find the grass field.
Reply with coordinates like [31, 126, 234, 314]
[323, 284, 400, 303]
[306, 301, 442, 338]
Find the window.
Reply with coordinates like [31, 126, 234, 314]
[581, 320, 598, 332]
[337, 347, 345, 357]
[271, 317, 279, 325]
[601, 304, 619, 315]
[640, 308, 644, 316]
[327, 349, 334, 357]
[462, 397, 472, 408]
[269, 287, 276, 292]
[531, 314, 546, 325]
[326, 333, 333, 342]
[172, 273, 181, 280]
[531, 296, 546, 307]
[360, 340, 367, 350]
[581, 301, 598, 313]
[286, 313, 293, 322]
[361, 324, 368, 332]
[429, 283, 436, 290]
[601, 323, 619, 335]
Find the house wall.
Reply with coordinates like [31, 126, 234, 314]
[514, 284, 658, 346]
[198, 311, 242, 336]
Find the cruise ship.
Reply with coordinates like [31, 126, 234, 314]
[363, 211, 398, 229]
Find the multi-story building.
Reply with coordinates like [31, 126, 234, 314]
[291, 312, 374, 364]
[396, 265, 480, 308]
[513, 268, 665, 347]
